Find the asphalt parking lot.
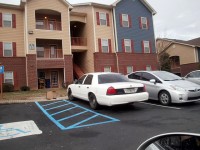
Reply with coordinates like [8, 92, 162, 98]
[1, 99, 200, 150]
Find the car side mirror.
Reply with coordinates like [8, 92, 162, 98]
[74, 79, 78, 84]
[137, 132, 200, 150]
[150, 79, 156, 84]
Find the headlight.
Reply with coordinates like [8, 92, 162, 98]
[170, 85, 186, 92]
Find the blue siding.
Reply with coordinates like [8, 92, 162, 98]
[115, 0, 156, 53]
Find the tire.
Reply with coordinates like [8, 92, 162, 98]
[68, 89, 75, 101]
[159, 91, 171, 106]
[89, 93, 99, 110]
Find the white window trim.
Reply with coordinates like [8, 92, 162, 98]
[146, 65, 152, 71]
[101, 38, 109, 53]
[3, 13, 12, 28]
[127, 66, 133, 74]
[143, 41, 150, 53]
[122, 14, 129, 27]
[104, 66, 111, 72]
[4, 71, 14, 85]
[124, 39, 131, 53]
[99, 12, 107, 26]
[141, 17, 148, 29]
[3, 42, 13, 57]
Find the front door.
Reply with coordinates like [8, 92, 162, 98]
[51, 71, 58, 88]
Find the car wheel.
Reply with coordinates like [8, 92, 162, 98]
[89, 93, 99, 110]
[68, 89, 75, 101]
[159, 91, 171, 106]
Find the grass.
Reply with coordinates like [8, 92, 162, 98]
[1, 88, 67, 100]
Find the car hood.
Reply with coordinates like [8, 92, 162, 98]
[167, 80, 200, 90]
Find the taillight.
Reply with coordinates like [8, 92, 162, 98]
[143, 85, 146, 92]
[106, 86, 117, 95]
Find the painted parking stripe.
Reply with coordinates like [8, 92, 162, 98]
[139, 102, 181, 110]
[35, 100, 119, 130]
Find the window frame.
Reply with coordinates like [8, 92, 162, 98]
[99, 12, 107, 26]
[3, 13, 12, 28]
[146, 65, 152, 71]
[36, 45, 45, 58]
[3, 42, 13, 57]
[122, 14, 129, 27]
[101, 39, 109, 53]
[141, 17, 148, 29]
[4, 71, 14, 85]
[127, 66, 133, 74]
[143, 41, 150, 53]
[104, 66, 111, 72]
[124, 39, 132, 53]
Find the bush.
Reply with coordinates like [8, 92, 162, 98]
[3, 83, 14, 92]
[20, 86, 30, 91]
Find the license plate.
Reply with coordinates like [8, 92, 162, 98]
[124, 88, 137, 93]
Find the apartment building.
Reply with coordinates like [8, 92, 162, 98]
[0, 0, 158, 90]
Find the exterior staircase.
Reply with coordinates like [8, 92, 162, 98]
[73, 63, 84, 79]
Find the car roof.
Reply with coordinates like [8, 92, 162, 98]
[85, 72, 121, 76]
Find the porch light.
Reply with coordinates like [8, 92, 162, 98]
[44, 16, 47, 19]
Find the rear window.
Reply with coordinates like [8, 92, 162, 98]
[98, 74, 129, 84]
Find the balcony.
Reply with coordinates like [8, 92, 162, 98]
[37, 48, 63, 59]
[36, 20, 62, 31]
[71, 37, 87, 52]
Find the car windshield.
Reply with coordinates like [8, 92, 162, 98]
[98, 74, 129, 84]
[153, 71, 183, 81]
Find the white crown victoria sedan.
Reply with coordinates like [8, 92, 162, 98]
[67, 72, 149, 109]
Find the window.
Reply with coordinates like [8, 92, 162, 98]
[3, 13, 12, 28]
[128, 72, 142, 80]
[124, 39, 131, 53]
[36, 20, 44, 29]
[84, 75, 93, 85]
[146, 65, 152, 71]
[122, 14, 129, 27]
[3, 42, 13, 57]
[4, 71, 14, 84]
[127, 66, 133, 74]
[76, 75, 87, 84]
[102, 39, 109, 53]
[104, 66, 111, 72]
[143, 41, 150, 53]
[37, 46, 44, 58]
[99, 13, 107, 25]
[141, 17, 148, 29]
[141, 72, 157, 82]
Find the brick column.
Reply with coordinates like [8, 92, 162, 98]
[27, 54, 38, 90]
[64, 55, 73, 84]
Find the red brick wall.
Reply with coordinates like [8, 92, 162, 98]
[37, 59, 64, 69]
[0, 57, 26, 90]
[64, 55, 73, 83]
[27, 54, 38, 90]
[94, 53, 117, 72]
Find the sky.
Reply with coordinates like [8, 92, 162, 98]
[0, 0, 200, 41]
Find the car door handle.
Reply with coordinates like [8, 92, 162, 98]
[87, 87, 89, 89]
[78, 86, 80, 88]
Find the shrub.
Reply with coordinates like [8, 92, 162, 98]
[20, 86, 30, 91]
[3, 83, 14, 92]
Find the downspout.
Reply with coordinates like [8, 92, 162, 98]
[113, 7, 119, 73]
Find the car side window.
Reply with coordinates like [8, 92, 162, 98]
[76, 75, 87, 84]
[128, 72, 142, 80]
[142, 72, 161, 83]
[83, 75, 93, 85]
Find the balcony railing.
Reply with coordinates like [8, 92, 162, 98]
[36, 20, 62, 31]
[71, 37, 87, 46]
[36, 48, 63, 59]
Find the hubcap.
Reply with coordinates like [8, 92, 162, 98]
[160, 93, 169, 104]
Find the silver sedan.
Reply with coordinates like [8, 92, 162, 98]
[127, 71, 200, 105]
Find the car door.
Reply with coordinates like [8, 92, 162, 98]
[140, 72, 162, 100]
[73, 75, 87, 98]
[81, 75, 93, 101]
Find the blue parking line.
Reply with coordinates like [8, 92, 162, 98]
[35, 100, 120, 130]
[45, 103, 70, 111]
[42, 100, 65, 107]
[51, 106, 77, 116]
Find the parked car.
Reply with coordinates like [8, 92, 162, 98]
[127, 71, 200, 105]
[184, 70, 200, 85]
[67, 72, 148, 109]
